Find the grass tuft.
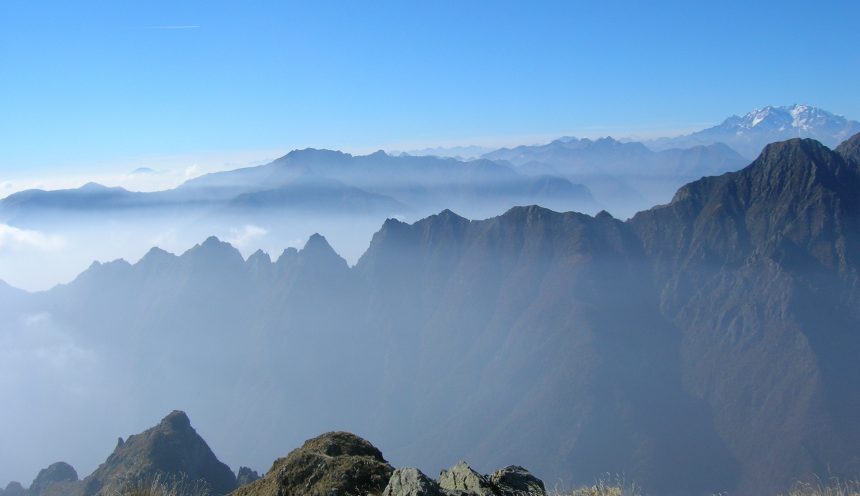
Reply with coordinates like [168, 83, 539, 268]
[550, 473, 642, 496]
[110, 473, 211, 496]
[780, 478, 860, 496]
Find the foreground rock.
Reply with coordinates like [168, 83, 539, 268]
[489, 466, 545, 496]
[383, 468, 444, 496]
[1, 413, 545, 496]
[438, 462, 497, 496]
[232, 432, 394, 496]
[383, 462, 546, 496]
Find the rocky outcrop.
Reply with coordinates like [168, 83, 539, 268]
[382, 468, 443, 496]
[438, 462, 498, 496]
[383, 463, 546, 496]
[488, 466, 546, 496]
[29, 462, 78, 496]
[80, 411, 237, 496]
[232, 432, 394, 496]
[235, 467, 260, 487]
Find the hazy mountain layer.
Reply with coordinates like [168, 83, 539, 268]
[2, 135, 860, 495]
[483, 136, 747, 213]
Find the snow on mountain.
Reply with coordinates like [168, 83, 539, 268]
[649, 104, 860, 158]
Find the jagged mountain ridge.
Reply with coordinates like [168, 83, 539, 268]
[4, 134, 860, 495]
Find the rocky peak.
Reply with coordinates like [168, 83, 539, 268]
[181, 237, 246, 270]
[835, 132, 860, 165]
[236, 467, 260, 487]
[274, 247, 299, 271]
[159, 409, 192, 431]
[80, 410, 236, 496]
[246, 250, 273, 277]
[29, 462, 78, 496]
[137, 247, 177, 270]
[297, 234, 348, 271]
[233, 431, 393, 496]
[2, 483, 25, 496]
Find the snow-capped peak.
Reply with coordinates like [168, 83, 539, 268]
[732, 104, 844, 132]
[651, 104, 860, 159]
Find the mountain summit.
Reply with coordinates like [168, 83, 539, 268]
[650, 104, 860, 158]
[79, 411, 237, 496]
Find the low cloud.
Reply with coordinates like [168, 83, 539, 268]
[0, 224, 66, 252]
[184, 164, 203, 180]
[0, 313, 97, 384]
[225, 225, 268, 249]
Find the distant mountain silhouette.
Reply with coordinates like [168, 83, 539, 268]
[648, 104, 860, 158]
[483, 136, 747, 212]
[484, 136, 744, 177]
[0, 149, 595, 224]
[4, 134, 860, 495]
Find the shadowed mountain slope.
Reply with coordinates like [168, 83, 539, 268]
[630, 138, 860, 493]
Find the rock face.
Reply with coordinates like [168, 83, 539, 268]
[80, 410, 237, 496]
[232, 432, 394, 496]
[383, 468, 444, 496]
[383, 463, 546, 496]
[488, 466, 545, 496]
[236, 467, 260, 487]
[438, 462, 498, 496]
[29, 462, 78, 496]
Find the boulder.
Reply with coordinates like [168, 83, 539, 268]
[438, 462, 497, 496]
[488, 466, 545, 496]
[383, 467, 444, 496]
[232, 431, 394, 496]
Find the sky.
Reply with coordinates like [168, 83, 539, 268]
[1, 0, 859, 190]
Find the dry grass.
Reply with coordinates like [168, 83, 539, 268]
[110, 474, 211, 496]
[780, 478, 860, 496]
[549, 474, 642, 496]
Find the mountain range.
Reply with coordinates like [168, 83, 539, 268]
[482, 136, 747, 210]
[3, 133, 859, 495]
[647, 104, 860, 158]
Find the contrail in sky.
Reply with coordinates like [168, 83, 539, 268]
[144, 25, 200, 30]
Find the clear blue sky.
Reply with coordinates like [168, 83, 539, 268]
[1, 0, 858, 173]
